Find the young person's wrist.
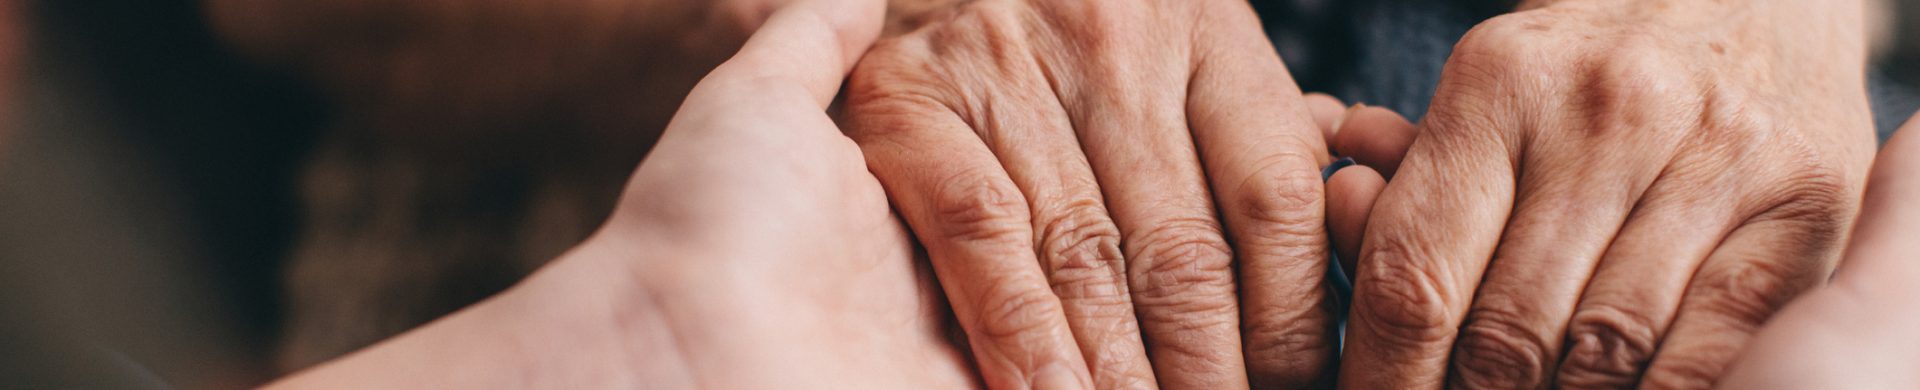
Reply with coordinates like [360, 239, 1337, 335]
[263, 236, 685, 389]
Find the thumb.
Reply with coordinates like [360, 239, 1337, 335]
[694, 0, 885, 109]
[1322, 103, 1418, 271]
[1327, 164, 1386, 274]
[1830, 113, 1920, 293]
[1330, 105, 1418, 178]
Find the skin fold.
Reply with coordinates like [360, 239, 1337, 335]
[208, 0, 1891, 387]
[846, 0, 1339, 388]
[1327, 0, 1879, 388]
[1717, 112, 1920, 389]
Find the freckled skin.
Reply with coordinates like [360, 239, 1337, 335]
[846, 0, 1342, 387]
[1334, 0, 1878, 389]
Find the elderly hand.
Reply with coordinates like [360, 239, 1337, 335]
[1717, 113, 1920, 389]
[845, 0, 1338, 388]
[1331, 0, 1880, 388]
[267, 1, 977, 387]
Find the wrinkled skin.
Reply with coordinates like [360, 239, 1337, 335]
[1329, 0, 1880, 388]
[847, 0, 1336, 388]
[1718, 113, 1920, 389]
[268, 1, 979, 387]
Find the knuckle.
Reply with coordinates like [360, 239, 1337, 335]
[1450, 314, 1552, 389]
[935, 1, 1037, 65]
[1126, 220, 1237, 306]
[1453, 14, 1557, 76]
[1034, 199, 1130, 301]
[1233, 153, 1326, 243]
[1558, 305, 1661, 388]
[1024, 0, 1140, 54]
[974, 276, 1069, 341]
[1568, 50, 1694, 139]
[1759, 168, 1854, 239]
[931, 170, 1032, 244]
[1351, 242, 1456, 347]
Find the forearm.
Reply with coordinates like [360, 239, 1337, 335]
[265, 244, 677, 389]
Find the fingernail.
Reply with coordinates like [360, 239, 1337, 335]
[1033, 364, 1086, 390]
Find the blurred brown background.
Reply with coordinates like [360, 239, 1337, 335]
[0, 0, 1913, 388]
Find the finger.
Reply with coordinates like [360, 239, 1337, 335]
[655, 0, 885, 181]
[1551, 190, 1735, 388]
[1188, 9, 1338, 385]
[1832, 116, 1920, 287]
[1337, 110, 1518, 389]
[1058, 15, 1247, 390]
[1330, 106, 1417, 178]
[964, 48, 1159, 387]
[698, 0, 883, 108]
[1305, 93, 1347, 140]
[1715, 113, 1920, 389]
[1641, 205, 1849, 388]
[847, 93, 1093, 390]
[1326, 165, 1385, 273]
[1445, 149, 1648, 388]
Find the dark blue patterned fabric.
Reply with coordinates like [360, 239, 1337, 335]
[1258, 0, 1920, 144]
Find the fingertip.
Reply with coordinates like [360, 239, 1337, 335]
[706, 0, 887, 107]
[1305, 93, 1347, 140]
[805, 0, 887, 68]
[1327, 165, 1386, 273]
[1333, 106, 1417, 178]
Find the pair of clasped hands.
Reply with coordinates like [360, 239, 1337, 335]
[269, 0, 1919, 388]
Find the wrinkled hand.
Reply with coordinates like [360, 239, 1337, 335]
[1718, 113, 1920, 389]
[588, 0, 975, 386]
[1332, 1, 1880, 388]
[846, 0, 1336, 388]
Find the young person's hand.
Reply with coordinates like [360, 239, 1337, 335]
[266, 1, 980, 387]
[1717, 113, 1920, 389]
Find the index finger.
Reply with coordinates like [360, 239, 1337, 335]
[1338, 113, 1517, 388]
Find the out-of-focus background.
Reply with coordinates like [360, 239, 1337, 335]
[0, 0, 1914, 388]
